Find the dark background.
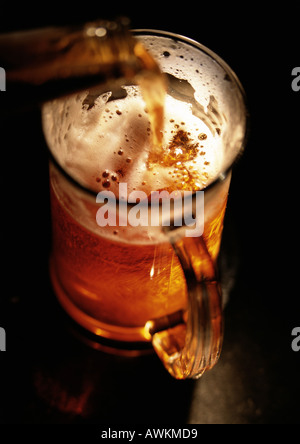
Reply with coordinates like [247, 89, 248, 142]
[0, 1, 299, 424]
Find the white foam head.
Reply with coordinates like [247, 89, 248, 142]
[43, 33, 246, 195]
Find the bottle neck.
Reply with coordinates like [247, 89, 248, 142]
[0, 19, 161, 113]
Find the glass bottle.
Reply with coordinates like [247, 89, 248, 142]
[0, 18, 162, 112]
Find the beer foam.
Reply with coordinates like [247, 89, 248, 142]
[139, 34, 246, 174]
[43, 86, 223, 196]
[42, 34, 233, 196]
[139, 35, 227, 112]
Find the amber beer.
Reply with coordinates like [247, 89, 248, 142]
[44, 31, 243, 348]
[49, 165, 228, 343]
[47, 100, 229, 343]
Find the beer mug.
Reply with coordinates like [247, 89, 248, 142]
[43, 30, 247, 379]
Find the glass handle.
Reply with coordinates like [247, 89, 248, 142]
[145, 231, 223, 380]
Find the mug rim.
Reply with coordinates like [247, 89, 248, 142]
[46, 29, 249, 205]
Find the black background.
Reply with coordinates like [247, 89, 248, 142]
[0, 1, 299, 424]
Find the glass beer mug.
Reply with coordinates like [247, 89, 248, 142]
[42, 29, 247, 380]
